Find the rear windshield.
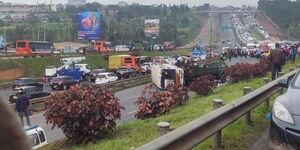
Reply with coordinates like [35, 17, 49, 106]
[52, 78, 64, 82]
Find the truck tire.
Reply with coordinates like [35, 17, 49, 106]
[220, 74, 227, 83]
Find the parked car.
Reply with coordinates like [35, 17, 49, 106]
[116, 66, 138, 79]
[12, 78, 43, 90]
[153, 44, 164, 51]
[9, 86, 50, 103]
[89, 68, 110, 82]
[141, 62, 155, 74]
[184, 61, 227, 85]
[77, 47, 97, 54]
[164, 57, 177, 65]
[26, 125, 48, 149]
[95, 72, 118, 85]
[269, 71, 300, 150]
[50, 76, 79, 90]
[115, 45, 130, 52]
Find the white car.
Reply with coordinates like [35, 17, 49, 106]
[115, 45, 130, 52]
[95, 72, 118, 85]
[26, 125, 47, 149]
[164, 58, 177, 65]
[141, 62, 155, 73]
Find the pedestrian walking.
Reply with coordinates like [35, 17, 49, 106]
[290, 45, 297, 63]
[270, 43, 285, 80]
[15, 91, 31, 127]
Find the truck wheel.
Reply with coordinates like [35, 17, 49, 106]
[220, 74, 227, 83]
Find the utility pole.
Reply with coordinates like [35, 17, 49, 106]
[43, 21, 46, 42]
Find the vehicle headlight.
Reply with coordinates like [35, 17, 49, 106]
[273, 101, 294, 125]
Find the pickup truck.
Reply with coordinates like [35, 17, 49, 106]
[183, 61, 227, 85]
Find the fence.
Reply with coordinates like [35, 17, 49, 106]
[137, 68, 299, 150]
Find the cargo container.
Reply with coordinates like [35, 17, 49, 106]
[151, 64, 184, 89]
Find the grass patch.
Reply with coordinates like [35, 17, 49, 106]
[41, 59, 300, 150]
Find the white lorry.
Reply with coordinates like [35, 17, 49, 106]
[151, 64, 184, 89]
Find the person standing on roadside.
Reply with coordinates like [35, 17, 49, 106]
[291, 45, 297, 63]
[15, 91, 31, 127]
[270, 43, 285, 80]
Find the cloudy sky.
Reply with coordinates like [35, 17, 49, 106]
[2, 0, 259, 7]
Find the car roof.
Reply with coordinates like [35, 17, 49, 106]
[54, 76, 72, 79]
[98, 72, 115, 75]
[15, 86, 38, 89]
[16, 78, 33, 80]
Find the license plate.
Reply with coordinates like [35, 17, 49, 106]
[13, 96, 17, 99]
[53, 86, 57, 88]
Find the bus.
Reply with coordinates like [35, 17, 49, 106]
[16, 40, 54, 56]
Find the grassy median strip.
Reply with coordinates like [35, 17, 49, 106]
[40, 59, 300, 150]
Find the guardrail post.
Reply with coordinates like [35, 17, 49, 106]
[243, 87, 252, 126]
[263, 78, 270, 107]
[278, 72, 284, 94]
[212, 99, 223, 149]
[157, 122, 170, 137]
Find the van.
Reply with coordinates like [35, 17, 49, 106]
[151, 64, 184, 89]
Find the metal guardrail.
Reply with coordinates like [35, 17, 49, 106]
[8, 74, 151, 109]
[137, 69, 299, 150]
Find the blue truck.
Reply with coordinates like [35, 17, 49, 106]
[0, 36, 6, 50]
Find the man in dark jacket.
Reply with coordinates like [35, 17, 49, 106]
[15, 92, 31, 126]
[270, 43, 284, 80]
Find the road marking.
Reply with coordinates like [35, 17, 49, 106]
[128, 110, 137, 114]
[30, 113, 45, 118]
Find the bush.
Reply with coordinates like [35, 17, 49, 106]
[225, 63, 255, 82]
[135, 84, 175, 119]
[225, 62, 269, 83]
[190, 75, 217, 96]
[44, 85, 123, 144]
[253, 62, 269, 77]
[166, 83, 189, 106]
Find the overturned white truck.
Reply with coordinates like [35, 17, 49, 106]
[151, 64, 184, 89]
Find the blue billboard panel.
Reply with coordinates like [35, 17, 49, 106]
[77, 12, 101, 40]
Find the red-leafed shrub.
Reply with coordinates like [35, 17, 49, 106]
[225, 62, 269, 83]
[190, 75, 217, 96]
[166, 83, 189, 106]
[260, 55, 271, 71]
[225, 63, 255, 82]
[44, 85, 123, 144]
[135, 84, 175, 119]
[253, 62, 268, 77]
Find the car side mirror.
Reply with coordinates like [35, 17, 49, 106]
[278, 79, 289, 88]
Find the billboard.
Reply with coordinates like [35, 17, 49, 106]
[144, 19, 159, 37]
[77, 11, 101, 40]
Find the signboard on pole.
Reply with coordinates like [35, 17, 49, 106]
[144, 19, 159, 37]
[77, 11, 101, 40]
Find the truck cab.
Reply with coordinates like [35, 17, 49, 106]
[26, 125, 47, 149]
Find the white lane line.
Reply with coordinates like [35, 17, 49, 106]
[128, 110, 137, 114]
[30, 113, 44, 118]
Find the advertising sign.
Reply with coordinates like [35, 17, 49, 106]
[77, 12, 101, 40]
[144, 19, 159, 37]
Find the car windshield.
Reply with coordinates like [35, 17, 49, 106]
[52, 78, 64, 82]
[293, 73, 300, 88]
[97, 75, 107, 78]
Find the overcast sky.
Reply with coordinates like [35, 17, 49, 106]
[2, 0, 259, 7]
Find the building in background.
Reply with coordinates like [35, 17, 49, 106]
[68, 0, 86, 6]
